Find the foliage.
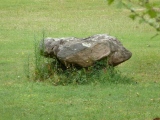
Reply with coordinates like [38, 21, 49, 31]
[107, 0, 160, 34]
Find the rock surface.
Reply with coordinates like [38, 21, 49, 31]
[40, 34, 132, 67]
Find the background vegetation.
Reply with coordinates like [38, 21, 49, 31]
[0, 0, 160, 119]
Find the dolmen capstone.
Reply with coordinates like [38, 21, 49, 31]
[40, 34, 132, 68]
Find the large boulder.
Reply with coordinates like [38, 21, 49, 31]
[40, 34, 132, 68]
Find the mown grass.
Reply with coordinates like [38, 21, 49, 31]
[0, 0, 160, 120]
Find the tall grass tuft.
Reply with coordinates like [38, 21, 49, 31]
[25, 34, 133, 85]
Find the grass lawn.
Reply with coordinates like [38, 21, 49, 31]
[0, 0, 160, 119]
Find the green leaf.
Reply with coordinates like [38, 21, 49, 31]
[147, 9, 157, 18]
[107, 0, 114, 5]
